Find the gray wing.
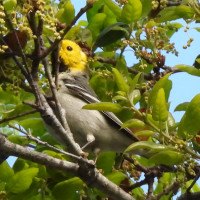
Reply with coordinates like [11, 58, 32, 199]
[64, 78, 139, 142]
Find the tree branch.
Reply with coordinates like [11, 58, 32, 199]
[42, 54, 74, 139]
[0, 72, 32, 93]
[2, 4, 30, 76]
[0, 110, 37, 124]
[8, 124, 80, 160]
[177, 191, 200, 200]
[154, 182, 180, 200]
[0, 134, 135, 200]
[39, 3, 93, 59]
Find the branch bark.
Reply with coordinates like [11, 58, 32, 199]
[0, 134, 135, 200]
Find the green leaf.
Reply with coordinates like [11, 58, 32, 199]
[55, 0, 75, 25]
[103, 0, 122, 18]
[6, 168, 38, 193]
[95, 22, 130, 47]
[112, 95, 127, 101]
[154, 173, 175, 198]
[165, 22, 183, 38]
[116, 57, 129, 78]
[52, 177, 83, 200]
[146, 113, 175, 132]
[134, 130, 155, 137]
[152, 88, 168, 122]
[130, 89, 141, 104]
[8, 135, 28, 146]
[129, 73, 141, 92]
[83, 102, 122, 113]
[112, 68, 129, 92]
[0, 90, 19, 105]
[193, 55, 200, 69]
[64, 25, 81, 40]
[3, 0, 17, 12]
[120, 0, 142, 23]
[194, 27, 200, 32]
[13, 158, 27, 173]
[132, 187, 145, 199]
[149, 151, 184, 166]
[19, 118, 46, 137]
[0, 104, 16, 114]
[0, 161, 14, 182]
[90, 74, 110, 101]
[121, 119, 145, 129]
[106, 171, 127, 185]
[186, 180, 200, 193]
[3, 104, 38, 121]
[128, 73, 141, 103]
[148, 73, 172, 106]
[167, 112, 176, 131]
[87, 13, 107, 41]
[156, 5, 195, 22]
[174, 102, 189, 112]
[125, 141, 174, 153]
[178, 94, 200, 138]
[96, 152, 116, 174]
[175, 65, 200, 76]
[86, 0, 104, 22]
[140, 0, 152, 18]
[103, 5, 118, 27]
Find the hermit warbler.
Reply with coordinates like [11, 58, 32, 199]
[47, 40, 140, 154]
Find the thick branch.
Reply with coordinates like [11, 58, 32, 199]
[0, 133, 77, 172]
[0, 134, 135, 200]
[177, 192, 200, 200]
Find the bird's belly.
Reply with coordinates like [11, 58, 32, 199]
[57, 93, 134, 153]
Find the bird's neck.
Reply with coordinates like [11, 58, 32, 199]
[70, 62, 87, 72]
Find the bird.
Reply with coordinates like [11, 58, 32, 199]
[46, 40, 141, 155]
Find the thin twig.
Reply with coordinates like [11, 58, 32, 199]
[146, 178, 154, 200]
[187, 170, 200, 192]
[0, 110, 38, 124]
[126, 179, 148, 191]
[40, 3, 93, 59]
[0, 72, 32, 93]
[124, 155, 148, 173]
[42, 57, 74, 138]
[95, 55, 181, 81]
[154, 181, 180, 200]
[0, 38, 29, 80]
[2, 4, 30, 76]
[128, 66, 181, 81]
[0, 134, 135, 200]
[167, 1, 182, 6]
[8, 124, 81, 160]
[23, 101, 39, 109]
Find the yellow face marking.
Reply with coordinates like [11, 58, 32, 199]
[59, 40, 87, 72]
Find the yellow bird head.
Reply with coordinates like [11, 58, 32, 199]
[59, 40, 87, 72]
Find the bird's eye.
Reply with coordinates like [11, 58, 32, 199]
[66, 46, 73, 51]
